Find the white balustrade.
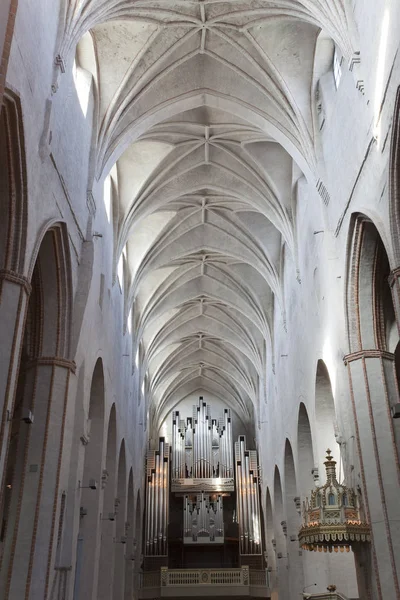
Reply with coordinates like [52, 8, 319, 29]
[141, 566, 268, 588]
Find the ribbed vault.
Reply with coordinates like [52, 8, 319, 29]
[61, 0, 356, 433]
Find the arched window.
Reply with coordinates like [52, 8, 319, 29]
[328, 493, 335, 506]
[333, 46, 343, 89]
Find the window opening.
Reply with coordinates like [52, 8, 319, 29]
[333, 47, 343, 89]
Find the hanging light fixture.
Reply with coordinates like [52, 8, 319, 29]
[298, 449, 371, 553]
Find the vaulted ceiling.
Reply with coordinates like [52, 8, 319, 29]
[60, 0, 356, 432]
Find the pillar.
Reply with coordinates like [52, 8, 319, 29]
[345, 350, 400, 599]
[97, 473, 117, 598]
[76, 453, 106, 599]
[0, 271, 30, 492]
[0, 356, 75, 600]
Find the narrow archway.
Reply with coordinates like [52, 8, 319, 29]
[0, 90, 27, 274]
[273, 467, 289, 600]
[0, 225, 73, 600]
[133, 490, 142, 597]
[0, 90, 28, 512]
[113, 440, 127, 600]
[389, 86, 400, 264]
[97, 405, 117, 600]
[74, 358, 105, 600]
[345, 214, 400, 597]
[296, 402, 315, 494]
[124, 469, 134, 599]
[284, 440, 304, 597]
[265, 488, 277, 599]
[315, 360, 339, 476]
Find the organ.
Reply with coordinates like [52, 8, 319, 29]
[144, 396, 264, 572]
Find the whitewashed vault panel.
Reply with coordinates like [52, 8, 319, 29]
[58, 0, 358, 428]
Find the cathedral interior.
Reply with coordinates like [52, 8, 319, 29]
[0, 1, 400, 599]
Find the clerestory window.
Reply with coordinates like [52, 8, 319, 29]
[333, 47, 343, 89]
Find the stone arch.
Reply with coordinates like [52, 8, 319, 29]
[273, 466, 288, 598]
[284, 439, 304, 598]
[296, 402, 315, 495]
[265, 487, 277, 594]
[344, 213, 400, 596]
[0, 89, 28, 274]
[345, 213, 400, 455]
[0, 91, 30, 469]
[133, 489, 142, 596]
[28, 222, 73, 359]
[124, 468, 134, 599]
[346, 213, 396, 353]
[315, 360, 339, 476]
[283, 440, 304, 597]
[273, 467, 285, 554]
[390, 87, 400, 265]
[114, 440, 127, 600]
[74, 357, 105, 600]
[0, 223, 74, 599]
[97, 403, 117, 600]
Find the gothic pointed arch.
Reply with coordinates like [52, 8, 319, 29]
[390, 87, 400, 265]
[0, 89, 28, 276]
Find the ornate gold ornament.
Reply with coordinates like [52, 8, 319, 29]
[298, 450, 371, 553]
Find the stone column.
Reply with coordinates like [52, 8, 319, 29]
[0, 270, 30, 493]
[285, 508, 304, 598]
[123, 541, 134, 600]
[389, 268, 400, 335]
[345, 350, 400, 599]
[97, 492, 117, 599]
[0, 356, 75, 600]
[276, 552, 289, 599]
[113, 508, 127, 600]
[75, 468, 106, 600]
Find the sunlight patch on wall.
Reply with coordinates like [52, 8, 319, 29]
[322, 338, 336, 397]
[103, 175, 112, 224]
[72, 60, 91, 118]
[118, 249, 126, 292]
[128, 307, 133, 335]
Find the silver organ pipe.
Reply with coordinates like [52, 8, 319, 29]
[235, 435, 262, 556]
[227, 415, 232, 476]
[183, 493, 224, 544]
[168, 398, 261, 556]
[171, 399, 234, 482]
[145, 438, 169, 556]
[194, 408, 199, 477]
[145, 400, 264, 563]
[154, 451, 159, 552]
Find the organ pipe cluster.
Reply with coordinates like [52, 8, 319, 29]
[183, 493, 224, 544]
[145, 438, 169, 556]
[172, 398, 233, 480]
[235, 435, 262, 555]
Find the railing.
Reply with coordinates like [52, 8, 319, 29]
[303, 593, 351, 600]
[141, 571, 161, 588]
[141, 566, 268, 588]
[249, 570, 267, 586]
[162, 566, 248, 586]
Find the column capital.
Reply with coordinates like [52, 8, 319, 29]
[0, 269, 31, 295]
[344, 349, 394, 364]
[24, 356, 76, 373]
